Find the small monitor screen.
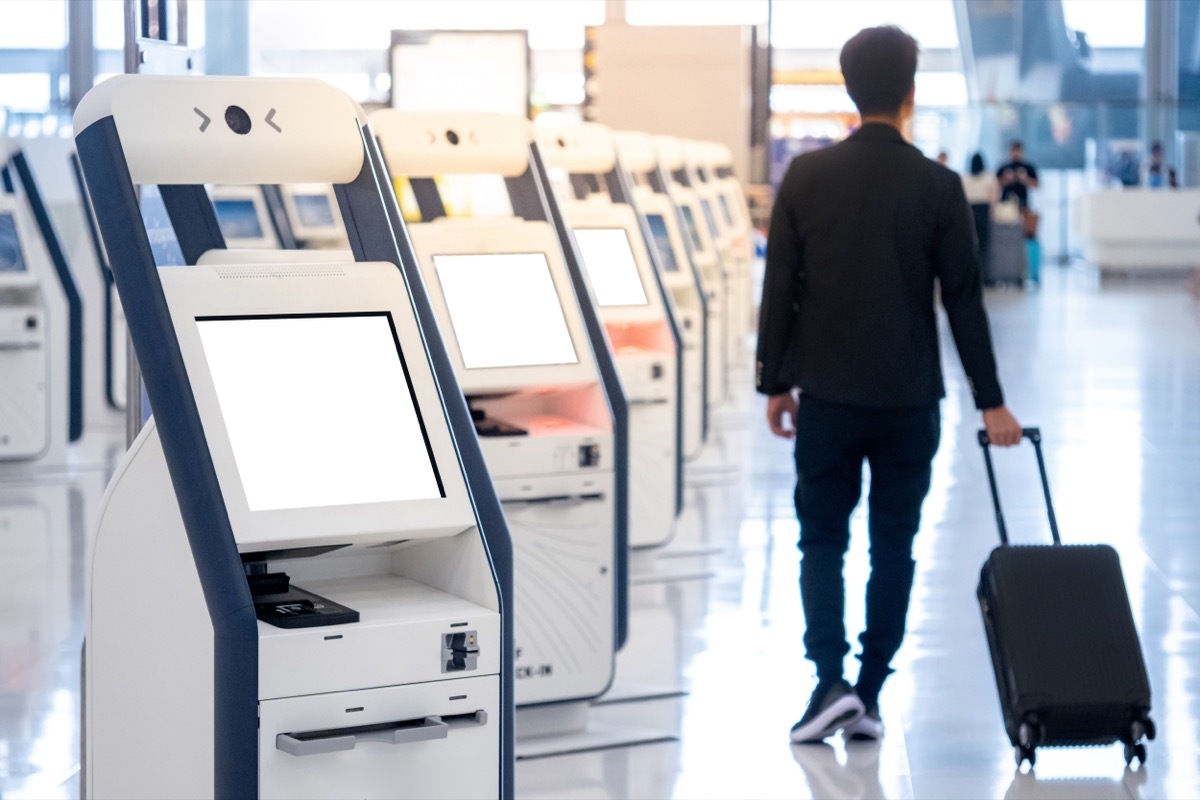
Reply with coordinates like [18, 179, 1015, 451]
[0, 213, 26, 273]
[213, 199, 266, 241]
[644, 214, 679, 273]
[700, 198, 721, 237]
[294, 193, 336, 229]
[680, 205, 704, 253]
[572, 228, 649, 307]
[718, 194, 734, 227]
[195, 313, 444, 512]
[433, 253, 578, 370]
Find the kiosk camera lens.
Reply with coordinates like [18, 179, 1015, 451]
[445, 129, 460, 146]
[225, 105, 252, 135]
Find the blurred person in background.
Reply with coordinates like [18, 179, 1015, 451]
[1144, 141, 1178, 188]
[961, 152, 998, 275]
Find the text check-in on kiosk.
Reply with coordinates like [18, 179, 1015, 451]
[656, 135, 730, 410]
[536, 122, 683, 550]
[614, 131, 709, 460]
[370, 110, 626, 709]
[75, 76, 514, 799]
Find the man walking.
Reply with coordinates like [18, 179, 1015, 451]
[756, 26, 1022, 745]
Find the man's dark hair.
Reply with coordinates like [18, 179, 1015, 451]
[839, 26, 919, 116]
[1010, 140, 1024, 152]
[970, 152, 986, 175]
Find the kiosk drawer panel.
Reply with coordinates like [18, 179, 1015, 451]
[260, 675, 499, 799]
[258, 575, 500, 699]
[482, 430, 614, 480]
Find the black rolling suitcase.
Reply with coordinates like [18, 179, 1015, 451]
[976, 427, 1154, 769]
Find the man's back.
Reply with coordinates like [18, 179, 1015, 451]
[758, 123, 1000, 410]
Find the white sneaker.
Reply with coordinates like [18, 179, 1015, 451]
[843, 705, 884, 742]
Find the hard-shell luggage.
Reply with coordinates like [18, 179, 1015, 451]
[986, 221, 1027, 286]
[976, 428, 1154, 769]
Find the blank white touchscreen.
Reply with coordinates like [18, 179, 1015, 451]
[433, 253, 579, 369]
[196, 313, 443, 512]
[572, 228, 649, 307]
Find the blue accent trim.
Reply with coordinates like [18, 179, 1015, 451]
[605, 158, 686, 518]
[70, 151, 122, 411]
[76, 118, 260, 799]
[10, 151, 86, 442]
[1, 164, 13, 194]
[260, 185, 298, 250]
[356, 125, 515, 800]
[159, 184, 226, 265]
[408, 178, 447, 221]
[527, 144, 631, 654]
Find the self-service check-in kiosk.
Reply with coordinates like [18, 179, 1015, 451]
[370, 112, 639, 750]
[614, 131, 709, 460]
[535, 122, 683, 550]
[210, 185, 282, 249]
[75, 75, 514, 800]
[0, 179, 50, 461]
[655, 136, 729, 410]
[280, 183, 350, 249]
[1, 145, 84, 464]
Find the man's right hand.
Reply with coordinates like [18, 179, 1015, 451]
[767, 391, 799, 439]
[983, 406, 1022, 446]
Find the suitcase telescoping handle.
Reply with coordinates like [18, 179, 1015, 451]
[977, 427, 1061, 546]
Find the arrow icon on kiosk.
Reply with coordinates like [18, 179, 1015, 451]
[194, 107, 211, 132]
[265, 108, 281, 133]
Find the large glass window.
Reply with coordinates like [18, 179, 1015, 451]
[770, 0, 957, 49]
[1062, 0, 1145, 48]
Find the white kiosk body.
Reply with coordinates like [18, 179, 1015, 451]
[705, 140, 758, 351]
[76, 76, 514, 799]
[536, 123, 681, 549]
[654, 135, 729, 410]
[371, 111, 623, 707]
[615, 131, 708, 459]
[0, 193, 49, 460]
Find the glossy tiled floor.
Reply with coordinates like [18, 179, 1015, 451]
[4, 266, 1200, 799]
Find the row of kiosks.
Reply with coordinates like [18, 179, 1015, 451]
[75, 76, 514, 799]
[614, 132, 711, 460]
[654, 136, 731, 410]
[0, 144, 84, 465]
[369, 110, 630, 716]
[534, 122, 684, 550]
[682, 141, 754, 370]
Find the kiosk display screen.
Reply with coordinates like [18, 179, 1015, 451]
[718, 195, 735, 227]
[700, 198, 721, 237]
[572, 228, 649, 307]
[433, 253, 578, 369]
[196, 313, 444, 512]
[680, 205, 704, 252]
[0, 213, 25, 272]
[213, 199, 265, 241]
[294, 193, 337, 228]
[645, 214, 678, 273]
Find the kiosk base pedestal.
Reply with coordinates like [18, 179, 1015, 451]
[514, 702, 675, 760]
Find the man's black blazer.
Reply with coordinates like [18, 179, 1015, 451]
[756, 123, 1004, 410]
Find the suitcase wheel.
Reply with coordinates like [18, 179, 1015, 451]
[1124, 741, 1147, 768]
[1014, 744, 1036, 769]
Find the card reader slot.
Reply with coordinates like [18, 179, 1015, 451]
[276, 710, 487, 757]
[500, 492, 604, 510]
